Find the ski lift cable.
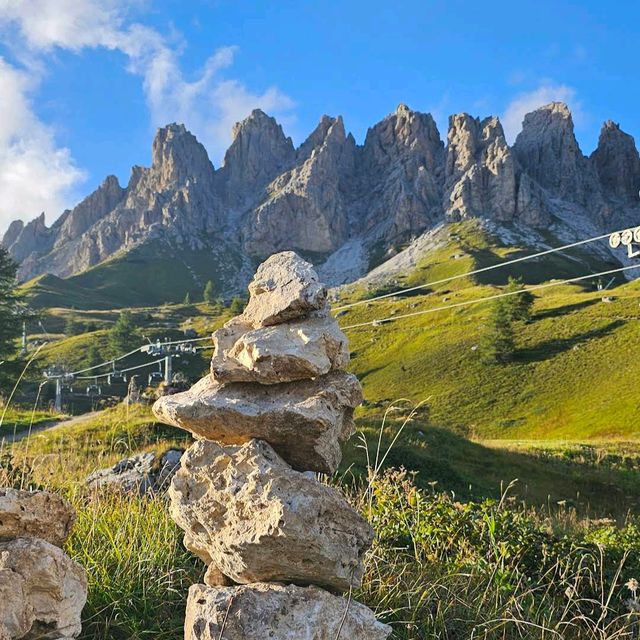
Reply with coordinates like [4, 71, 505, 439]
[333, 228, 627, 313]
[74, 358, 165, 380]
[68, 345, 145, 376]
[340, 263, 640, 331]
[67, 335, 212, 377]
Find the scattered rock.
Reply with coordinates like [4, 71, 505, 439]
[0, 488, 76, 547]
[85, 449, 183, 495]
[240, 251, 328, 327]
[184, 582, 392, 640]
[211, 313, 349, 384]
[0, 537, 87, 639]
[169, 439, 373, 592]
[153, 371, 362, 473]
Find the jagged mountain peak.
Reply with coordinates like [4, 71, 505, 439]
[151, 123, 215, 186]
[513, 101, 589, 202]
[3, 102, 639, 294]
[592, 119, 640, 203]
[219, 109, 295, 208]
[364, 105, 444, 169]
[297, 115, 346, 162]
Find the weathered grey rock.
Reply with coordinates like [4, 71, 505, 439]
[591, 120, 640, 203]
[0, 488, 76, 547]
[85, 449, 183, 495]
[185, 583, 392, 640]
[217, 109, 296, 211]
[153, 371, 362, 473]
[513, 102, 602, 209]
[241, 251, 328, 327]
[169, 439, 373, 592]
[0, 538, 87, 639]
[356, 104, 445, 243]
[211, 313, 349, 384]
[444, 113, 550, 226]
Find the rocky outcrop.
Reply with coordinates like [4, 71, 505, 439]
[53, 175, 126, 249]
[444, 114, 550, 226]
[356, 103, 445, 242]
[217, 109, 295, 212]
[244, 116, 355, 257]
[591, 120, 640, 203]
[153, 252, 389, 639]
[184, 583, 391, 640]
[513, 102, 600, 207]
[170, 439, 372, 591]
[0, 488, 76, 547]
[85, 449, 183, 495]
[0, 489, 87, 639]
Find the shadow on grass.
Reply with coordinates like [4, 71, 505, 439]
[343, 420, 640, 518]
[533, 298, 600, 320]
[517, 320, 624, 363]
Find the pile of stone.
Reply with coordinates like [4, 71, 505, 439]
[0, 488, 87, 639]
[153, 251, 391, 639]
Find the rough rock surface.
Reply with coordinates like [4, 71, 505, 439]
[85, 449, 183, 495]
[0, 537, 87, 640]
[211, 313, 349, 384]
[244, 116, 355, 257]
[153, 371, 362, 473]
[241, 251, 328, 327]
[591, 120, 640, 203]
[184, 582, 391, 640]
[444, 114, 550, 226]
[169, 439, 372, 592]
[0, 488, 76, 547]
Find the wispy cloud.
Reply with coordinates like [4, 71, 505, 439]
[0, 56, 86, 232]
[501, 82, 584, 143]
[0, 0, 295, 232]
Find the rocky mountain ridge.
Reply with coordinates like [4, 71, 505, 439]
[3, 102, 639, 290]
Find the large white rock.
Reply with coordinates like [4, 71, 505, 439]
[184, 583, 392, 640]
[240, 251, 328, 327]
[170, 439, 373, 592]
[0, 538, 87, 639]
[210, 314, 349, 385]
[153, 371, 362, 474]
[0, 488, 76, 547]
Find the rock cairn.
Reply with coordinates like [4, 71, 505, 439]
[0, 488, 87, 640]
[153, 251, 391, 640]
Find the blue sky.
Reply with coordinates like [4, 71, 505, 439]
[0, 0, 638, 233]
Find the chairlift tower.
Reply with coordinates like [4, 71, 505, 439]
[140, 338, 196, 384]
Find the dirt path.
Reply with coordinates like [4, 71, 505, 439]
[1, 411, 102, 444]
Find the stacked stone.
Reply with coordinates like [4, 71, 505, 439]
[0, 488, 88, 640]
[153, 252, 391, 640]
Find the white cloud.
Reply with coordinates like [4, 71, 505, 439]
[502, 83, 584, 143]
[0, 57, 85, 233]
[0, 0, 296, 234]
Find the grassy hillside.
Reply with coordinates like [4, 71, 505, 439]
[22, 238, 249, 310]
[332, 222, 640, 442]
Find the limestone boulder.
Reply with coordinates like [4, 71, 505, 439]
[210, 314, 349, 384]
[85, 448, 183, 495]
[0, 488, 76, 547]
[185, 583, 391, 640]
[0, 537, 87, 639]
[153, 371, 362, 473]
[240, 251, 328, 327]
[169, 439, 373, 592]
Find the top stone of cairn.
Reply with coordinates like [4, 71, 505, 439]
[241, 251, 328, 327]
